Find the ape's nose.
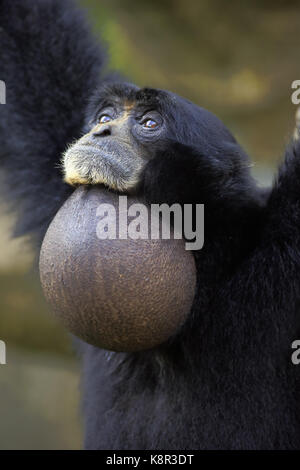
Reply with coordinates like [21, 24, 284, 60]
[92, 124, 111, 137]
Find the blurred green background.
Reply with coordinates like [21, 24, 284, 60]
[1, 0, 300, 449]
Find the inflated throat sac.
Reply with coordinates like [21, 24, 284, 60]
[39, 186, 196, 352]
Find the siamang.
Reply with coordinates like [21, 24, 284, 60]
[0, 0, 300, 450]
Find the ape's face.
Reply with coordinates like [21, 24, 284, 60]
[62, 84, 173, 192]
[62, 82, 243, 194]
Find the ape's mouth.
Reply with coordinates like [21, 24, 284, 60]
[62, 144, 141, 192]
[63, 158, 128, 190]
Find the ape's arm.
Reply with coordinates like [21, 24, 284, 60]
[141, 139, 266, 258]
[142, 136, 300, 341]
[0, 0, 105, 243]
[198, 138, 300, 364]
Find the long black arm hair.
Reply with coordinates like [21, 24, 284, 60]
[0, 0, 105, 244]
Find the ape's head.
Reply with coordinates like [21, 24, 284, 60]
[62, 82, 251, 197]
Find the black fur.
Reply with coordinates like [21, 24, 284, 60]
[0, 0, 104, 243]
[1, 0, 300, 450]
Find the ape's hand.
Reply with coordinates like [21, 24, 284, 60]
[141, 141, 257, 210]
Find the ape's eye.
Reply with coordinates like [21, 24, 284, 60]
[143, 119, 158, 129]
[99, 114, 112, 124]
